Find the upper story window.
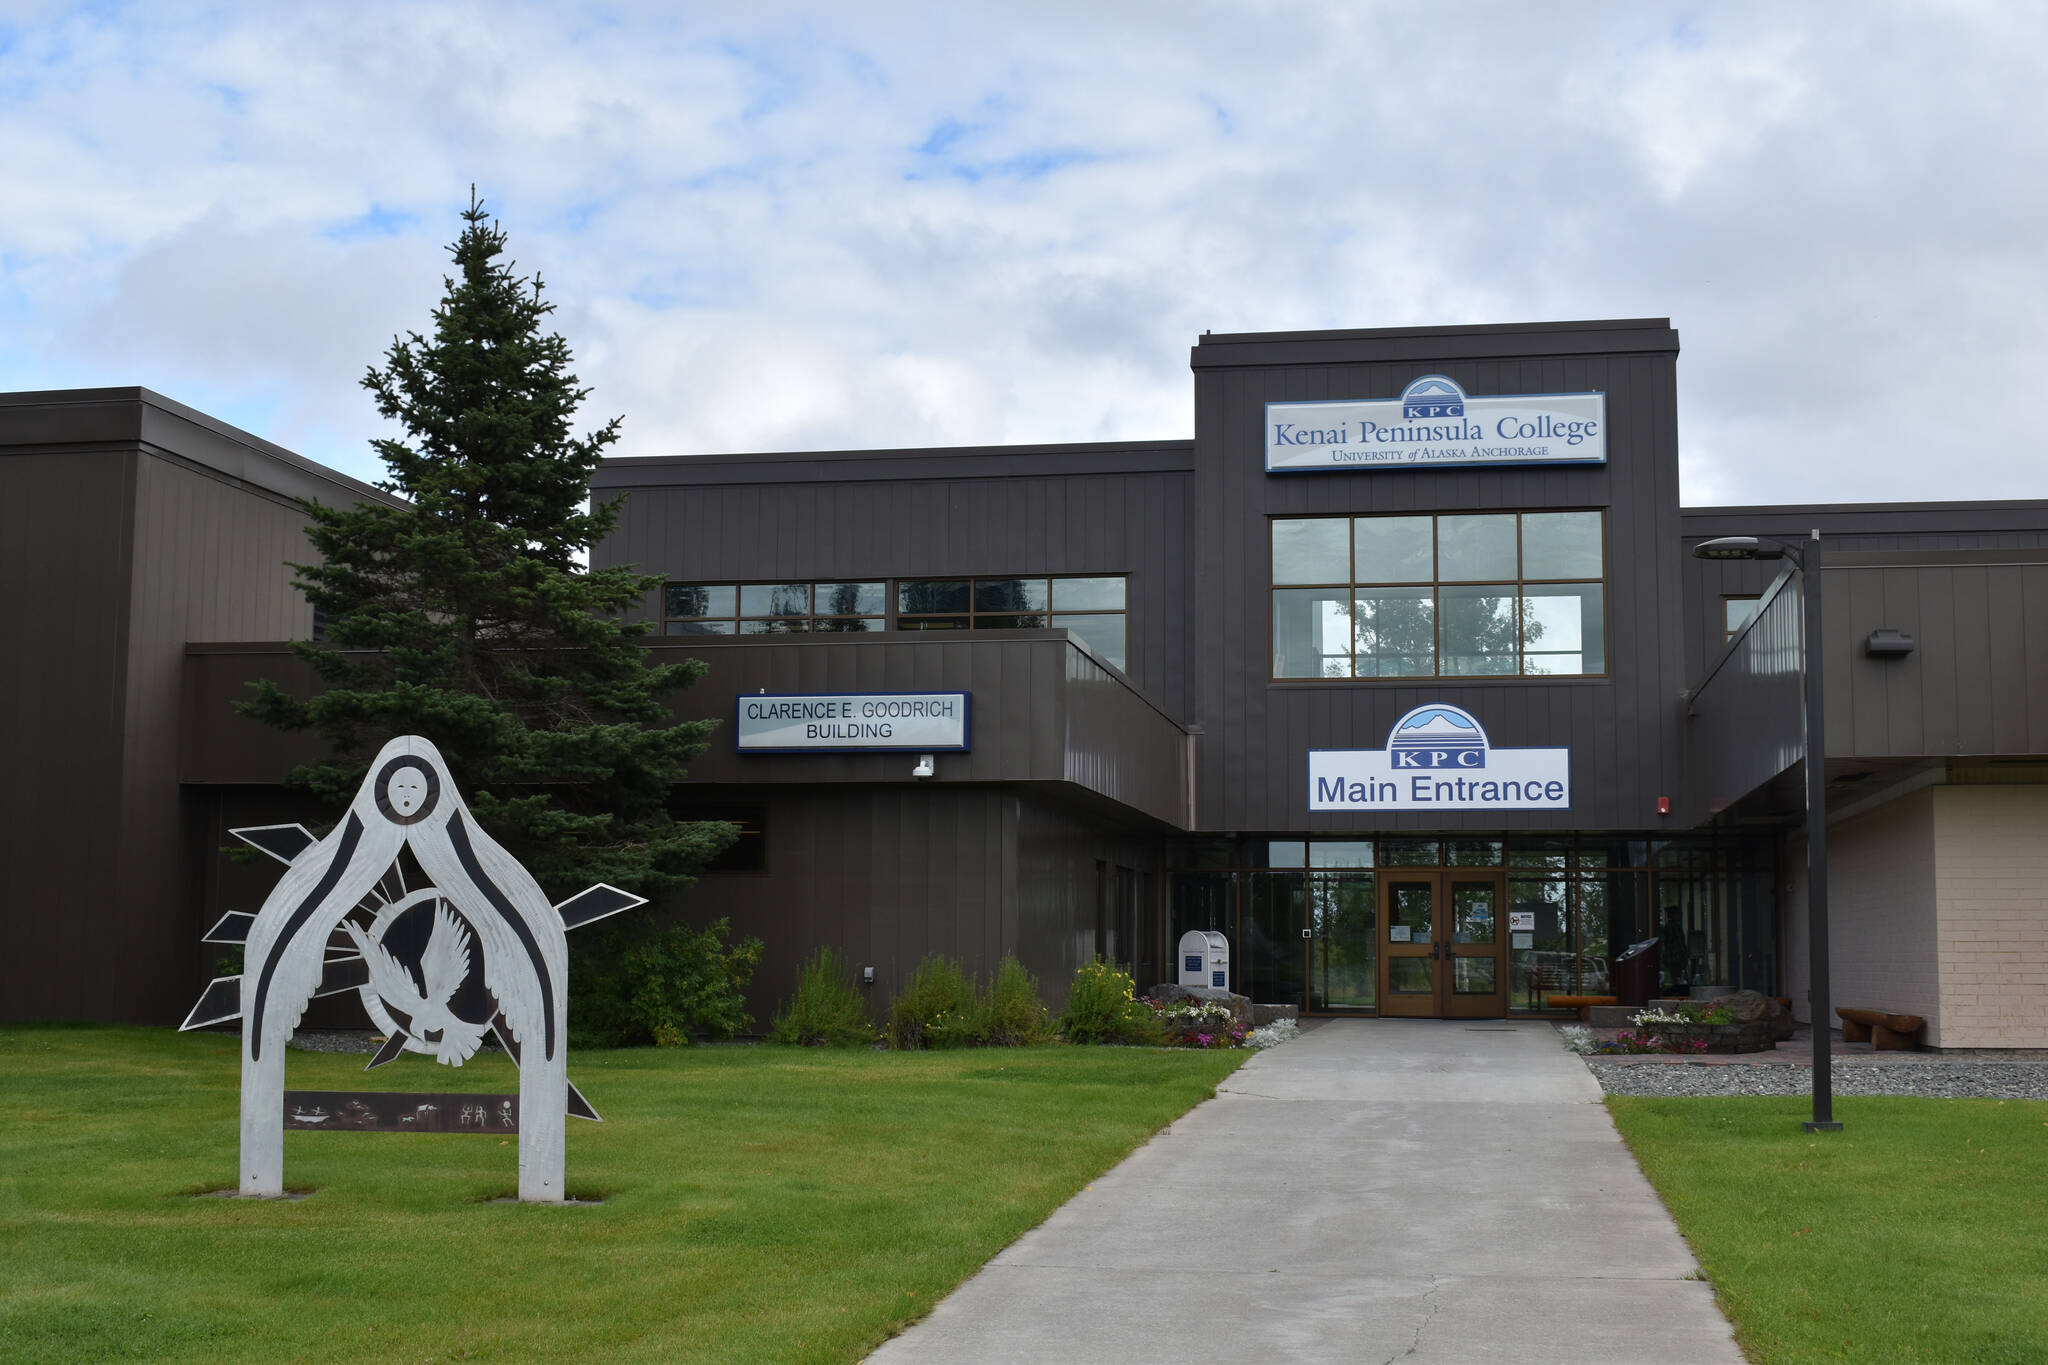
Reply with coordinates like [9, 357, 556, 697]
[662, 582, 887, 635]
[662, 575, 1128, 670]
[1723, 596, 1760, 640]
[1271, 511, 1605, 680]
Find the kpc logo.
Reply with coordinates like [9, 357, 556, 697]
[1386, 704, 1488, 769]
[1400, 374, 1467, 420]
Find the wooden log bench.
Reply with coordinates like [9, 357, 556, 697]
[1837, 1007, 1925, 1050]
[1546, 994, 1618, 1021]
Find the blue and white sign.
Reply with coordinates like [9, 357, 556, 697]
[1266, 375, 1605, 472]
[1309, 704, 1570, 811]
[737, 692, 970, 753]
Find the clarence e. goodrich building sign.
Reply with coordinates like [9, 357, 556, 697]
[5, 317, 2048, 1048]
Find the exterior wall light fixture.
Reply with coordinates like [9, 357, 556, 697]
[1865, 629, 1915, 657]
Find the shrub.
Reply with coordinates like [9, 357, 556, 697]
[570, 918, 762, 1048]
[887, 955, 975, 1050]
[978, 957, 1055, 1047]
[1247, 1018, 1298, 1050]
[770, 947, 877, 1047]
[1059, 958, 1162, 1046]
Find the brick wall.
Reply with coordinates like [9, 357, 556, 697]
[1933, 786, 2048, 1049]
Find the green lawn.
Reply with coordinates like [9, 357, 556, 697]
[1, 1026, 1244, 1363]
[1608, 1095, 2048, 1365]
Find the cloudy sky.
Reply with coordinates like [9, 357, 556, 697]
[3, 1, 2043, 505]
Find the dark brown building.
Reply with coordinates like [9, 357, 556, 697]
[7, 321, 2048, 1045]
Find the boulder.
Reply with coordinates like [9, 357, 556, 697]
[1147, 983, 1254, 1027]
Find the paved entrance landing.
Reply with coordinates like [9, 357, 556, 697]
[869, 1019, 1744, 1364]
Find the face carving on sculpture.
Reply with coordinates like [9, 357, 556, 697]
[386, 770, 428, 815]
[373, 756, 440, 825]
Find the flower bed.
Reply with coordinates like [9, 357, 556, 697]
[1627, 1004, 1776, 1054]
[1140, 996, 1249, 1049]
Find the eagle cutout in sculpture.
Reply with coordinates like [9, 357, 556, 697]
[341, 903, 490, 1066]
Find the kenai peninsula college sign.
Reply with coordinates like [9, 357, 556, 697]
[1266, 375, 1605, 472]
[1309, 705, 1570, 812]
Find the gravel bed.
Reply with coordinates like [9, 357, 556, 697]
[1587, 1059, 2048, 1100]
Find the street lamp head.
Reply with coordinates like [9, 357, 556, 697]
[1691, 535, 1788, 561]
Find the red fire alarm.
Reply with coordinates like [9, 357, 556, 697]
[1656, 796, 1671, 815]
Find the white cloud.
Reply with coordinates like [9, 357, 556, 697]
[2, 0, 2046, 505]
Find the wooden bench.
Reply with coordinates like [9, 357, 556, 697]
[1837, 1007, 1925, 1050]
[1546, 994, 1618, 1021]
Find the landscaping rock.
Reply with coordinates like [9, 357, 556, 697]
[1146, 984, 1253, 1026]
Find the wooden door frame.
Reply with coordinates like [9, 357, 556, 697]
[1442, 870, 1508, 1019]
[1376, 869, 1509, 1019]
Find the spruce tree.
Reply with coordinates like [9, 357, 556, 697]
[241, 190, 733, 902]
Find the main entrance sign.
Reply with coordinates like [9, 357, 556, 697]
[1309, 704, 1570, 811]
[1266, 374, 1605, 472]
[737, 691, 969, 752]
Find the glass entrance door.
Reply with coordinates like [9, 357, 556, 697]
[1307, 872, 1376, 1012]
[1378, 871, 1507, 1018]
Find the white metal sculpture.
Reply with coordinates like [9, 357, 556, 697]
[181, 735, 643, 1202]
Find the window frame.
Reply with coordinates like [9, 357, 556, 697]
[1266, 510, 1610, 684]
[660, 575, 1131, 670]
[1723, 594, 1762, 641]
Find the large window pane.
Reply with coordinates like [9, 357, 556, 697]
[898, 579, 970, 614]
[1378, 839, 1441, 867]
[1272, 519, 1349, 585]
[1724, 596, 1760, 637]
[816, 582, 885, 616]
[1272, 589, 1352, 677]
[1437, 514, 1517, 581]
[1353, 587, 1435, 677]
[740, 583, 810, 617]
[1307, 841, 1373, 868]
[1521, 583, 1604, 675]
[1054, 613, 1125, 669]
[1521, 511, 1602, 579]
[1439, 585, 1518, 675]
[666, 584, 734, 618]
[974, 578, 1048, 612]
[1051, 577, 1125, 611]
[1354, 516, 1433, 583]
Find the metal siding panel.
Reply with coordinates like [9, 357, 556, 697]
[1948, 567, 1996, 754]
[1882, 568, 1926, 755]
[1846, 569, 1890, 755]
[1916, 569, 1958, 754]
[1983, 567, 2030, 752]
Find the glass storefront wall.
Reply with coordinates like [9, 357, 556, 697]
[1166, 831, 1774, 1014]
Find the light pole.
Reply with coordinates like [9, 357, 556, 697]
[1692, 531, 1842, 1133]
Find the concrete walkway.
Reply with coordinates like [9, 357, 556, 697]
[869, 1019, 1744, 1364]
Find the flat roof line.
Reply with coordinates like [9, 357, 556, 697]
[1196, 317, 1672, 345]
[601, 437, 1194, 468]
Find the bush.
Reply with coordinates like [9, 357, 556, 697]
[979, 957, 1055, 1047]
[771, 947, 877, 1047]
[1059, 958, 1162, 1046]
[884, 955, 1056, 1049]
[570, 918, 762, 1048]
[887, 955, 975, 1050]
